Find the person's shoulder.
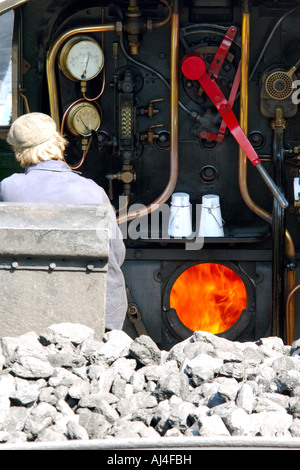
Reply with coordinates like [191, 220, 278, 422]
[1, 172, 25, 186]
[0, 172, 25, 200]
[73, 173, 110, 202]
[78, 174, 108, 192]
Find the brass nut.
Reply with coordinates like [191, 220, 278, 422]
[122, 171, 134, 183]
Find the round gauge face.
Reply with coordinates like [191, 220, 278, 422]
[67, 103, 101, 136]
[66, 39, 104, 81]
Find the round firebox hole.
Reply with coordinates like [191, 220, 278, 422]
[169, 263, 247, 335]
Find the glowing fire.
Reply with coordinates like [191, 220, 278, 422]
[169, 263, 247, 335]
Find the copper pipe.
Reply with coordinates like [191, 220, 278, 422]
[286, 283, 299, 344]
[117, 2, 179, 224]
[239, 2, 295, 343]
[46, 23, 116, 129]
[69, 136, 92, 170]
[153, 0, 172, 29]
[83, 70, 106, 101]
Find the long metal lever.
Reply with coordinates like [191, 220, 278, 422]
[181, 52, 288, 209]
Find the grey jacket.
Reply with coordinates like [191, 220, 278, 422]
[0, 160, 127, 330]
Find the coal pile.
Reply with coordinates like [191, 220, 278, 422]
[1, 322, 300, 444]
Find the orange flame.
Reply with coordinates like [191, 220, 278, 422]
[169, 263, 247, 334]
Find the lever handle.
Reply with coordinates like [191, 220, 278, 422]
[255, 162, 288, 210]
[181, 52, 288, 209]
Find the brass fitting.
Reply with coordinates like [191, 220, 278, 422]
[270, 107, 287, 129]
[106, 165, 136, 199]
[124, 0, 145, 54]
[139, 99, 164, 118]
[140, 124, 164, 145]
[81, 137, 89, 151]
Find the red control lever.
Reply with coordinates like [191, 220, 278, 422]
[200, 61, 241, 143]
[207, 26, 237, 81]
[199, 25, 239, 143]
[181, 52, 288, 209]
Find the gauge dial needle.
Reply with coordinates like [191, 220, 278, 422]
[79, 116, 90, 134]
[81, 53, 90, 79]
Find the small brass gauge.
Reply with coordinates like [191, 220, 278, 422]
[59, 36, 104, 82]
[66, 102, 101, 137]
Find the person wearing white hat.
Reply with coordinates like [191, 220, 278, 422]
[1, 112, 127, 332]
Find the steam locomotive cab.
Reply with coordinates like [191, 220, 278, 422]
[1, 0, 300, 348]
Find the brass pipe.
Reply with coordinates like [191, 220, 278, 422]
[46, 23, 116, 129]
[239, 5, 272, 225]
[117, 2, 179, 224]
[239, 2, 296, 343]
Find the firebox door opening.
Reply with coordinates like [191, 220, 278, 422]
[163, 262, 255, 341]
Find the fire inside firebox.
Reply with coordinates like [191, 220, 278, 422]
[169, 263, 247, 335]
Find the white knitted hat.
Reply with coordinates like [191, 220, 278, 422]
[7, 112, 57, 148]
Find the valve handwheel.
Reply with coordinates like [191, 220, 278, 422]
[181, 52, 288, 209]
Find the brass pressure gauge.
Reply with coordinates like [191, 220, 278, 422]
[66, 102, 101, 137]
[59, 36, 104, 82]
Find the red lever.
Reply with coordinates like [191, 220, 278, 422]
[201, 61, 241, 143]
[181, 52, 289, 209]
[207, 26, 237, 81]
[182, 52, 260, 165]
[196, 25, 239, 143]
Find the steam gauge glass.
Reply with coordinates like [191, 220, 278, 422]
[59, 36, 104, 81]
[66, 102, 101, 137]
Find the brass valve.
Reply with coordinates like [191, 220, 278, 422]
[124, 0, 144, 55]
[122, 0, 154, 55]
[120, 169, 136, 184]
[106, 165, 136, 199]
[139, 99, 164, 118]
[140, 124, 164, 145]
